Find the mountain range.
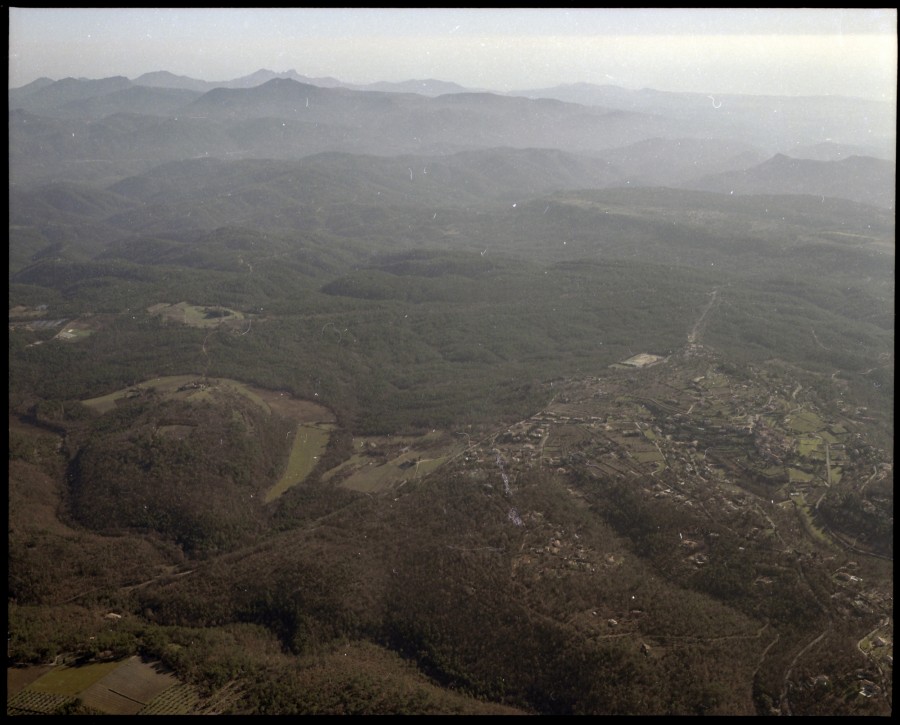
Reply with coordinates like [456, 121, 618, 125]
[9, 69, 895, 209]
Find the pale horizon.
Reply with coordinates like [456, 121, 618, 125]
[8, 8, 898, 101]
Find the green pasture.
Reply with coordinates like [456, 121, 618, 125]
[321, 453, 367, 483]
[785, 410, 825, 434]
[792, 493, 832, 546]
[415, 456, 448, 476]
[788, 468, 814, 483]
[149, 302, 245, 328]
[338, 458, 411, 493]
[336, 448, 440, 493]
[157, 424, 195, 439]
[82, 375, 198, 413]
[82, 389, 135, 414]
[28, 660, 123, 696]
[546, 424, 592, 448]
[321, 431, 448, 484]
[57, 327, 93, 342]
[135, 375, 198, 394]
[211, 378, 270, 413]
[632, 450, 665, 464]
[332, 435, 459, 493]
[82, 376, 271, 415]
[265, 423, 333, 502]
[797, 436, 823, 457]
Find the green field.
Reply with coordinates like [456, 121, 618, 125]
[632, 450, 666, 464]
[27, 660, 122, 696]
[785, 410, 826, 434]
[797, 436, 823, 457]
[82, 375, 201, 413]
[792, 493, 832, 546]
[788, 467, 814, 483]
[147, 302, 246, 328]
[81, 375, 274, 415]
[265, 423, 333, 502]
[335, 454, 422, 494]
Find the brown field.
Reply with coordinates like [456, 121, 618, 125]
[7, 664, 54, 698]
[79, 656, 179, 716]
[7, 657, 181, 717]
[249, 387, 335, 424]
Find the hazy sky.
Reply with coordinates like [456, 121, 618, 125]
[8, 8, 898, 100]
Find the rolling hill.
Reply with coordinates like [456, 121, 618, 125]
[683, 153, 896, 209]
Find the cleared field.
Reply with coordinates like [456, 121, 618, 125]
[7, 664, 54, 698]
[788, 468, 814, 483]
[82, 374, 200, 413]
[792, 494, 831, 545]
[321, 452, 369, 483]
[26, 660, 122, 696]
[55, 324, 94, 342]
[82, 377, 334, 425]
[797, 436, 823, 457]
[79, 656, 179, 716]
[545, 424, 593, 448]
[265, 423, 334, 502]
[336, 456, 418, 493]
[415, 456, 448, 477]
[157, 424, 195, 439]
[325, 432, 459, 493]
[7, 657, 181, 717]
[147, 301, 245, 328]
[632, 450, 665, 464]
[785, 410, 826, 434]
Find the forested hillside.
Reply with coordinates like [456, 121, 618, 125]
[8, 70, 893, 716]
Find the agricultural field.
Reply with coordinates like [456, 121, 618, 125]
[138, 683, 204, 715]
[265, 422, 334, 502]
[8, 660, 120, 715]
[322, 430, 461, 493]
[147, 302, 247, 329]
[7, 657, 197, 716]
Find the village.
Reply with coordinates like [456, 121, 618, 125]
[444, 345, 893, 684]
[463, 347, 888, 516]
